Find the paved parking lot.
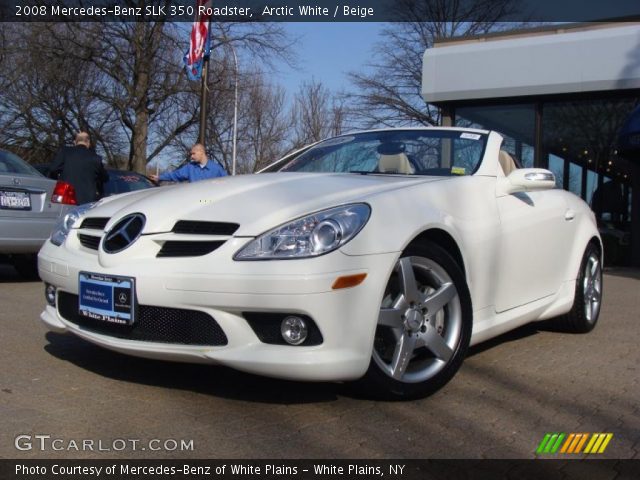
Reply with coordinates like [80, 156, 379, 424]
[0, 263, 638, 460]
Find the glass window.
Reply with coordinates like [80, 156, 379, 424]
[456, 104, 535, 167]
[586, 170, 598, 206]
[103, 172, 155, 196]
[521, 145, 534, 168]
[281, 130, 488, 176]
[0, 150, 43, 176]
[542, 98, 639, 197]
[594, 178, 626, 222]
[569, 162, 582, 197]
[548, 154, 564, 189]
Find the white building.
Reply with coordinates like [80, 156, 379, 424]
[422, 22, 640, 266]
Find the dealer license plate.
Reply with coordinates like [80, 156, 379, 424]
[0, 190, 31, 210]
[78, 272, 136, 325]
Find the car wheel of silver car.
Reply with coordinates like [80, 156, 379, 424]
[555, 243, 603, 333]
[361, 241, 472, 400]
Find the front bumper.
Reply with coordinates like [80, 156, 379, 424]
[38, 239, 398, 382]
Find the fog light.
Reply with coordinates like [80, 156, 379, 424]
[45, 284, 57, 307]
[281, 316, 308, 345]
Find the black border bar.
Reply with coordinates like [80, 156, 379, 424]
[3, 459, 640, 480]
[1, 0, 640, 22]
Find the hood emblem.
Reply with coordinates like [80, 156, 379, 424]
[103, 213, 146, 254]
[13, 178, 20, 185]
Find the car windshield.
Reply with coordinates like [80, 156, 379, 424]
[0, 150, 44, 176]
[103, 172, 155, 196]
[280, 130, 488, 176]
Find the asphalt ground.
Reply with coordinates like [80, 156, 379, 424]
[0, 262, 638, 460]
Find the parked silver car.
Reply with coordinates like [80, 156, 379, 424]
[0, 150, 73, 277]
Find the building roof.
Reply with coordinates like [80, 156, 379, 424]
[422, 23, 640, 103]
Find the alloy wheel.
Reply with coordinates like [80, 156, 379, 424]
[373, 256, 462, 383]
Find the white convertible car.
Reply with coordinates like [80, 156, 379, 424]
[38, 128, 603, 399]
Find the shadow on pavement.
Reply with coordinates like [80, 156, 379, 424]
[43, 332, 343, 405]
[467, 322, 542, 358]
[41, 314, 581, 404]
[0, 261, 42, 284]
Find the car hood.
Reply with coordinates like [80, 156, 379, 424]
[87, 172, 446, 236]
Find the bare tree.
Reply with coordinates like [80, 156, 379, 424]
[39, 20, 199, 172]
[0, 24, 123, 163]
[291, 79, 349, 148]
[236, 71, 291, 173]
[0, 4, 295, 173]
[349, 0, 521, 127]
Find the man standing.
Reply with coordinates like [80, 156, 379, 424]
[150, 143, 227, 183]
[48, 131, 108, 204]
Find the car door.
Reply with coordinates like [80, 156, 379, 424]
[494, 188, 572, 312]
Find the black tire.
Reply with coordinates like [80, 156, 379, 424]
[358, 241, 472, 400]
[553, 243, 603, 333]
[12, 254, 40, 280]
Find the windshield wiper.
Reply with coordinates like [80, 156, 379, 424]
[348, 170, 375, 175]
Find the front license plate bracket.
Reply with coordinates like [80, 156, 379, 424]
[78, 272, 136, 325]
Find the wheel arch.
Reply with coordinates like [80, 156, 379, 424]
[568, 234, 603, 281]
[589, 235, 603, 262]
[407, 228, 467, 280]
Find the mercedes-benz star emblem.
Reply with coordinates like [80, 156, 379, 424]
[118, 293, 128, 303]
[103, 213, 146, 254]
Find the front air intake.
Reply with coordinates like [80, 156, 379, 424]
[156, 241, 225, 257]
[172, 221, 239, 235]
[58, 292, 228, 346]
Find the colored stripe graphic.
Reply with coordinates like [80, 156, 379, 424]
[598, 434, 614, 453]
[585, 433, 614, 453]
[538, 433, 613, 454]
[536, 434, 552, 454]
[550, 433, 566, 453]
[560, 433, 575, 453]
[568, 433, 584, 453]
[575, 433, 589, 453]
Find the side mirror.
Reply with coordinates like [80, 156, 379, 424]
[498, 168, 556, 195]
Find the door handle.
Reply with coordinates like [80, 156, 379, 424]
[565, 209, 576, 221]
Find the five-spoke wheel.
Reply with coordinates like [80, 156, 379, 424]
[361, 241, 472, 399]
[555, 243, 603, 333]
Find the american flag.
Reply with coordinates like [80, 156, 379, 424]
[184, 0, 212, 81]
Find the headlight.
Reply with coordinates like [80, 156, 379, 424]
[50, 203, 96, 246]
[234, 203, 370, 260]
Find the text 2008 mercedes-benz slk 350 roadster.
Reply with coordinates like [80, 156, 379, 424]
[38, 128, 603, 399]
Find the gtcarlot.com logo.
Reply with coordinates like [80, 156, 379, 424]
[15, 435, 194, 452]
[536, 433, 613, 455]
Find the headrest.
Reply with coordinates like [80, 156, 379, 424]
[377, 142, 406, 155]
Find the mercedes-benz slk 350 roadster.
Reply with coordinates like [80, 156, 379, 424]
[38, 128, 603, 399]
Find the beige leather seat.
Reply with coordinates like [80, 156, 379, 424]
[498, 150, 517, 176]
[378, 152, 414, 174]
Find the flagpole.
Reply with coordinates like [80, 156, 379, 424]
[186, 2, 212, 148]
[198, 54, 209, 147]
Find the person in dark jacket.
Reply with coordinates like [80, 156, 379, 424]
[48, 132, 108, 204]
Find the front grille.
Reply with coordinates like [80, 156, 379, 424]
[172, 220, 239, 235]
[78, 234, 101, 250]
[58, 292, 228, 346]
[157, 241, 225, 257]
[80, 217, 110, 230]
[243, 312, 323, 346]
